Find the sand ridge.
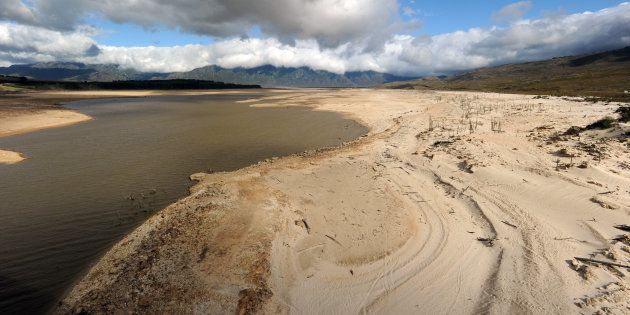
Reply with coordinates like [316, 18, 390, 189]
[56, 89, 629, 314]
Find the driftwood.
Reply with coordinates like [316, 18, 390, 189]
[432, 140, 454, 147]
[302, 219, 311, 234]
[325, 235, 342, 246]
[477, 237, 496, 247]
[574, 257, 630, 269]
[554, 237, 587, 243]
[295, 219, 311, 234]
[501, 220, 518, 228]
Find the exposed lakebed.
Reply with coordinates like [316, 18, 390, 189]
[0, 92, 367, 313]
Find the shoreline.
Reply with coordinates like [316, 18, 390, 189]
[0, 109, 93, 138]
[0, 89, 275, 164]
[0, 149, 25, 164]
[55, 89, 629, 314]
[2, 88, 364, 314]
[0, 109, 92, 164]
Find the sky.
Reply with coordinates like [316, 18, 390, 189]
[0, 0, 629, 75]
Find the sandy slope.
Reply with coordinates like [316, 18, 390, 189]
[57, 89, 629, 314]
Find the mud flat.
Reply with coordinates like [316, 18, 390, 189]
[56, 89, 629, 314]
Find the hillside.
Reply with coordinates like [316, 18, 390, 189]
[166, 65, 410, 87]
[0, 62, 164, 82]
[0, 63, 410, 88]
[385, 46, 630, 101]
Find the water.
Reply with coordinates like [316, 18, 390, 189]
[0, 92, 367, 314]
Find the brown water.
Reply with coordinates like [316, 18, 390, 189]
[0, 92, 367, 314]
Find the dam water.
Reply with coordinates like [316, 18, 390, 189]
[0, 92, 367, 314]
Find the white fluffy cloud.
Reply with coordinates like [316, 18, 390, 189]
[0, 22, 99, 65]
[84, 39, 351, 73]
[382, 2, 630, 74]
[1, 1, 630, 75]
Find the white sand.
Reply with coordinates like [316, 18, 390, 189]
[0, 149, 25, 164]
[58, 89, 630, 314]
[0, 109, 91, 137]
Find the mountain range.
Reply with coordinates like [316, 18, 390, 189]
[0, 63, 411, 88]
[384, 46, 630, 101]
[3, 46, 629, 97]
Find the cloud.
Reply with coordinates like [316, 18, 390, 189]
[0, 0, 36, 25]
[2, 0, 405, 47]
[0, 22, 98, 64]
[474, 3, 630, 64]
[85, 2, 630, 75]
[1, 2, 629, 76]
[78, 39, 352, 74]
[402, 6, 416, 16]
[381, 3, 630, 75]
[491, 1, 533, 23]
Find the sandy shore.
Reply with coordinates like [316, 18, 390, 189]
[54, 89, 629, 314]
[0, 109, 92, 138]
[0, 89, 271, 164]
[0, 109, 90, 164]
[0, 149, 25, 164]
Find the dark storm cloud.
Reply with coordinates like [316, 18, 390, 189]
[2, 0, 403, 47]
[0, 0, 36, 24]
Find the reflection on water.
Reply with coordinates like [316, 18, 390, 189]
[0, 93, 367, 314]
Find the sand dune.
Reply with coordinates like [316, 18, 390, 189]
[57, 89, 629, 314]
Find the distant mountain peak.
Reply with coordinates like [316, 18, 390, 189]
[0, 62, 413, 87]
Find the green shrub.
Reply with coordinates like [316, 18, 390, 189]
[585, 116, 617, 130]
[615, 106, 630, 122]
